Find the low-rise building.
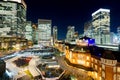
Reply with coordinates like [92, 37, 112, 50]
[0, 37, 29, 55]
[56, 36, 120, 80]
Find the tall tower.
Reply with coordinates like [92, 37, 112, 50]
[32, 24, 38, 44]
[25, 21, 32, 41]
[66, 26, 75, 42]
[117, 27, 120, 43]
[92, 8, 110, 44]
[84, 20, 92, 38]
[0, 0, 26, 38]
[53, 26, 58, 44]
[38, 19, 52, 46]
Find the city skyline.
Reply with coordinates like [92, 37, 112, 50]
[0, 1, 120, 80]
[25, 0, 120, 39]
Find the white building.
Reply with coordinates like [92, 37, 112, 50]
[25, 21, 32, 41]
[53, 26, 58, 44]
[38, 19, 52, 46]
[66, 26, 75, 42]
[0, 0, 26, 38]
[92, 8, 110, 44]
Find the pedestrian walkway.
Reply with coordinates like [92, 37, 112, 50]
[28, 56, 41, 77]
[57, 56, 89, 80]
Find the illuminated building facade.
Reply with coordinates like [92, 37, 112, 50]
[0, 0, 26, 38]
[76, 36, 95, 46]
[117, 27, 120, 44]
[32, 24, 38, 44]
[66, 26, 75, 42]
[25, 21, 33, 41]
[84, 21, 92, 38]
[54, 41, 65, 52]
[63, 37, 120, 80]
[92, 8, 110, 44]
[0, 37, 28, 51]
[38, 19, 52, 46]
[110, 32, 119, 44]
[53, 26, 58, 45]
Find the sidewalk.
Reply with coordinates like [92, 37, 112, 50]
[57, 56, 89, 80]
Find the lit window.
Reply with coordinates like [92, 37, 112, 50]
[99, 77, 102, 80]
[72, 59, 75, 63]
[78, 60, 85, 65]
[87, 56, 90, 60]
[117, 75, 120, 80]
[95, 59, 97, 63]
[99, 68, 101, 72]
[86, 62, 90, 67]
[117, 67, 120, 72]
[114, 74, 116, 80]
[102, 71, 105, 78]
[102, 64, 105, 70]
[113, 67, 116, 73]
[95, 65, 97, 70]
[91, 58, 93, 62]
[91, 63, 93, 67]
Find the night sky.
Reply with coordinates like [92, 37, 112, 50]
[25, 0, 120, 39]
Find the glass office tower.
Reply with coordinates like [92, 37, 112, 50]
[92, 8, 110, 44]
[38, 19, 52, 46]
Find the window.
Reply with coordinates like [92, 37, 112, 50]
[87, 56, 90, 60]
[86, 62, 90, 67]
[117, 75, 120, 80]
[114, 74, 116, 80]
[95, 65, 97, 70]
[102, 64, 105, 70]
[95, 59, 97, 63]
[102, 71, 105, 78]
[117, 67, 120, 72]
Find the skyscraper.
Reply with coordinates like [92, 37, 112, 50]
[0, 0, 26, 37]
[84, 20, 92, 38]
[32, 23, 38, 44]
[38, 19, 52, 46]
[117, 26, 120, 43]
[92, 8, 110, 44]
[66, 26, 75, 42]
[53, 26, 58, 44]
[25, 21, 32, 41]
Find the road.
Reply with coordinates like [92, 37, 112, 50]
[57, 56, 89, 80]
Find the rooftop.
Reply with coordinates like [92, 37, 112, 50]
[92, 8, 110, 16]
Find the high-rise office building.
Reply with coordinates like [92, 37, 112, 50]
[110, 32, 118, 44]
[117, 26, 120, 43]
[84, 20, 92, 38]
[32, 24, 38, 44]
[66, 26, 75, 42]
[53, 26, 57, 44]
[38, 19, 52, 46]
[25, 21, 32, 41]
[0, 0, 26, 38]
[92, 8, 110, 44]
